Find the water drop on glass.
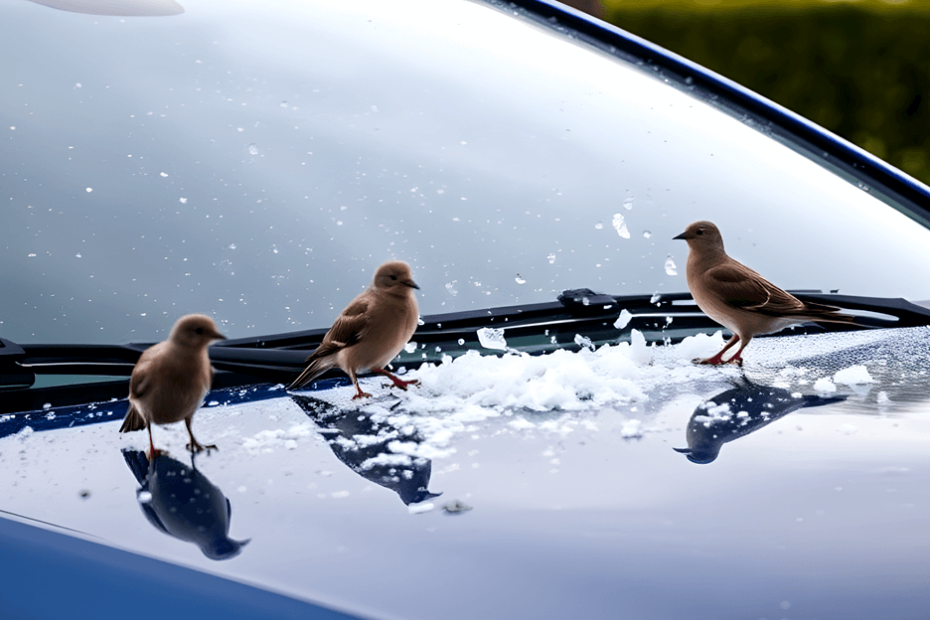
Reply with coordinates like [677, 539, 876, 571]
[547, 253, 556, 264]
[248, 143, 259, 155]
[594, 222, 603, 230]
[515, 274, 526, 284]
[643, 230, 652, 239]
[664, 255, 678, 276]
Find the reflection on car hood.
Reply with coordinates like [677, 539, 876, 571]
[2, 327, 930, 619]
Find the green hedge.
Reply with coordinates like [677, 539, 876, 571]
[604, 2, 930, 187]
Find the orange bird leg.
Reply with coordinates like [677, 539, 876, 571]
[697, 334, 740, 365]
[146, 424, 162, 461]
[372, 368, 419, 391]
[349, 369, 372, 400]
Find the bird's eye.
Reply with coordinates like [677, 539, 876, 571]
[195, 327, 204, 335]
[390, 275, 397, 280]
[696, 229, 704, 235]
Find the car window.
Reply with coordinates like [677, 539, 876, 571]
[3, 0, 930, 346]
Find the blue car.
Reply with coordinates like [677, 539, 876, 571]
[2, 0, 930, 618]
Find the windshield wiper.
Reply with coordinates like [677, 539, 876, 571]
[4, 290, 929, 414]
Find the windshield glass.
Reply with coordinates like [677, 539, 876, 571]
[3, 0, 930, 346]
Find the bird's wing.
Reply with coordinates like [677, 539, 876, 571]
[315, 297, 369, 354]
[705, 263, 808, 316]
[129, 343, 164, 400]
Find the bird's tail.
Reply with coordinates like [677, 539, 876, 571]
[800, 302, 865, 327]
[119, 403, 146, 433]
[288, 348, 339, 391]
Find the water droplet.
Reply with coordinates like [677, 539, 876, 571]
[547, 253, 556, 264]
[594, 222, 603, 230]
[457, 338, 465, 346]
[664, 255, 678, 276]
[514, 274, 526, 284]
[612, 213, 630, 239]
[228, 243, 237, 250]
[623, 194, 633, 210]
[280, 101, 288, 107]
[248, 143, 259, 155]
[643, 230, 652, 239]
[404, 342, 417, 354]
[445, 281, 458, 296]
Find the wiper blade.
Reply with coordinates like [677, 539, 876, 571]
[5, 290, 930, 406]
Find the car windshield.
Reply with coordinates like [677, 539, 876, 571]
[4, 2, 930, 620]
[3, 0, 930, 348]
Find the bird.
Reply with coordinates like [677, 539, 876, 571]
[673, 220, 857, 365]
[288, 260, 420, 399]
[119, 314, 226, 457]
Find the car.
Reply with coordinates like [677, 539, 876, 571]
[2, 0, 930, 618]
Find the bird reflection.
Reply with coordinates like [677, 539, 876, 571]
[674, 379, 845, 464]
[122, 449, 249, 560]
[291, 394, 441, 505]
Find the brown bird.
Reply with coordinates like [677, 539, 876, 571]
[673, 221, 856, 365]
[119, 314, 226, 457]
[288, 260, 420, 399]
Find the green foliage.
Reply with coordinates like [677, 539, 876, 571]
[605, 2, 930, 186]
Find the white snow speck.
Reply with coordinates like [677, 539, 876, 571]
[814, 377, 837, 393]
[613, 309, 633, 330]
[620, 419, 642, 438]
[404, 342, 417, 354]
[612, 213, 630, 239]
[86, 187, 93, 193]
[138, 491, 153, 504]
[833, 365, 874, 385]
[477, 327, 507, 351]
[664, 255, 678, 276]
[179, 197, 188, 204]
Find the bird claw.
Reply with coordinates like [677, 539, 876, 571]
[384, 378, 419, 391]
[187, 441, 218, 454]
[352, 391, 373, 400]
[146, 448, 164, 461]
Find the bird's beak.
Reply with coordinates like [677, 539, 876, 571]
[210, 331, 227, 341]
[672, 447, 692, 454]
[672, 231, 689, 240]
[404, 280, 420, 290]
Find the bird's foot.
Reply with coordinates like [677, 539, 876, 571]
[352, 390, 373, 400]
[145, 447, 164, 461]
[693, 356, 726, 365]
[383, 377, 419, 391]
[186, 440, 218, 454]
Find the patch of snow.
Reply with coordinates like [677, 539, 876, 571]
[833, 365, 874, 385]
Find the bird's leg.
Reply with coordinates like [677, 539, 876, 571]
[184, 417, 218, 454]
[145, 424, 163, 460]
[725, 337, 751, 366]
[349, 370, 372, 400]
[372, 368, 419, 391]
[696, 334, 740, 365]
